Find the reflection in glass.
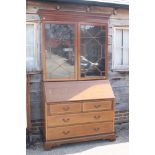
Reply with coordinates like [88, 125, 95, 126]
[80, 25, 106, 77]
[45, 24, 75, 79]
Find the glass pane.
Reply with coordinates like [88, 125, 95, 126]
[123, 29, 129, 48]
[80, 25, 106, 78]
[26, 24, 35, 72]
[123, 29, 129, 65]
[115, 29, 123, 66]
[45, 24, 75, 79]
[115, 29, 122, 48]
[123, 49, 129, 65]
[115, 48, 122, 66]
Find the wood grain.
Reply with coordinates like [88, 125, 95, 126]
[48, 102, 82, 115]
[46, 122, 114, 140]
[44, 80, 115, 103]
[83, 100, 112, 112]
[47, 111, 114, 127]
[38, 9, 111, 23]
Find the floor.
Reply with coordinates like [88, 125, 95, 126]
[26, 123, 129, 155]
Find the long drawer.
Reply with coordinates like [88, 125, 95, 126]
[47, 111, 114, 127]
[46, 122, 114, 140]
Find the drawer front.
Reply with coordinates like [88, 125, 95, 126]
[83, 100, 112, 112]
[46, 122, 114, 140]
[48, 102, 82, 115]
[47, 111, 114, 127]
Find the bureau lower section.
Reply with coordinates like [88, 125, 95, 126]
[43, 100, 115, 150]
[43, 80, 115, 150]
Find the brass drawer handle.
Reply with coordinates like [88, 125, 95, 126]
[62, 106, 70, 111]
[62, 130, 70, 135]
[94, 104, 101, 108]
[62, 118, 70, 122]
[94, 115, 101, 119]
[93, 127, 100, 131]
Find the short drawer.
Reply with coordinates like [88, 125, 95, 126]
[47, 111, 114, 127]
[47, 102, 82, 115]
[46, 122, 114, 140]
[83, 100, 112, 112]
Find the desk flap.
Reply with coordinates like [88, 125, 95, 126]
[43, 80, 115, 103]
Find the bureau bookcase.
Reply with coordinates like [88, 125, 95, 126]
[39, 10, 116, 150]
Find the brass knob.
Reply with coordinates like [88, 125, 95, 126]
[63, 106, 70, 111]
[62, 118, 70, 122]
[93, 127, 100, 131]
[62, 131, 70, 135]
[94, 115, 101, 119]
[94, 104, 101, 108]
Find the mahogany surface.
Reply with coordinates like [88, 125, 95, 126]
[44, 80, 115, 103]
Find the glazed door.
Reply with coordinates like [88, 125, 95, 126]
[42, 22, 107, 81]
[43, 22, 77, 81]
[79, 23, 107, 80]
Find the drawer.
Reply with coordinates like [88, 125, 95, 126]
[47, 102, 82, 115]
[47, 111, 114, 127]
[83, 100, 112, 112]
[46, 122, 114, 140]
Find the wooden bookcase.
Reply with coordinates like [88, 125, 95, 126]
[39, 9, 116, 150]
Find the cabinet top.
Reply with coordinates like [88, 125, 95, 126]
[43, 80, 115, 103]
